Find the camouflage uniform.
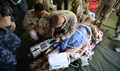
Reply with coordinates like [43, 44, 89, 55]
[71, 0, 90, 23]
[8, 0, 28, 29]
[23, 9, 50, 40]
[0, 28, 21, 71]
[95, 0, 116, 27]
[51, 10, 77, 40]
[0, 0, 15, 22]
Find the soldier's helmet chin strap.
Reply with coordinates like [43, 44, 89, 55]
[10, 0, 21, 4]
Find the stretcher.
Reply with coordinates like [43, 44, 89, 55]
[29, 24, 103, 71]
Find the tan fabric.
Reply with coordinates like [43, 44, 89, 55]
[24, 9, 50, 31]
[71, 0, 90, 23]
[51, 10, 78, 40]
[95, 0, 116, 24]
[23, 9, 50, 36]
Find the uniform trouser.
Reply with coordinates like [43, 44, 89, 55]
[56, 0, 68, 10]
[115, 16, 120, 36]
[0, 44, 17, 71]
[0, 28, 21, 71]
[95, 0, 116, 25]
[71, 0, 82, 15]
[10, 0, 28, 29]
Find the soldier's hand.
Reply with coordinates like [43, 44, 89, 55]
[38, 28, 44, 34]
[34, 26, 44, 34]
[10, 22, 16, 31]
[54, 37, 60, 43]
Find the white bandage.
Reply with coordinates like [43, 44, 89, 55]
[29, 30, 39, 41]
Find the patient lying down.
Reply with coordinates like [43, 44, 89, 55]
[50, 22, 102, 54]
[30, 21, 103, 70]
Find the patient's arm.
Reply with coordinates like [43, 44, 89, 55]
[65, 44, 83, 53]
[91, 24, 99, 39]
[65, 48, 79, 53]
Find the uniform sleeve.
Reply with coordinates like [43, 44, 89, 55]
[44, 11, 50, 19]
[61, 14, 77, 40]
[23, 11, 36, 31]
[0, 0, 15, 22]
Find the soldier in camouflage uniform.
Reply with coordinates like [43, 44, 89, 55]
[71, 0, 90, 23]
[49, 10, 77, 42]
[0, 28, 21, 71]
[95, 0, 116, 29]
[24, 3, 50, 42]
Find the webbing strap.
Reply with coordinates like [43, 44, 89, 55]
[76, 24, 92, 50]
